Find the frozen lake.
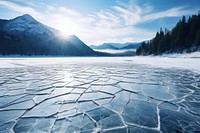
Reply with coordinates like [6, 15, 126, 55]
[0, 57, 200, 132]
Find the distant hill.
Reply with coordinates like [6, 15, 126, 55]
[120, 43, 142, 50]
[136, 12, 200, 55]
[90, 42, 141, 50]
[90, 43, 119, 50]
[0, 14, 96, 56]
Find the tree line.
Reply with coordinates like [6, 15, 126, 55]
[136, 12, 200, 55]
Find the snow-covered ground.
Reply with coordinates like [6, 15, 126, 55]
[133, 51, 200, 74]
[133, 56, 200, 74]
[160, 51, 200, 58]
[0, 56, 200, 74]
[94, 49, 135, 54]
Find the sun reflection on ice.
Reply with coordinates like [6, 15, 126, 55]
[61, 73, 74, 83]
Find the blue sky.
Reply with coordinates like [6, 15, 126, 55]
[0, 0, 199, 45]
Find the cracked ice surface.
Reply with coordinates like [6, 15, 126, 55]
[0, 57, 200, 133]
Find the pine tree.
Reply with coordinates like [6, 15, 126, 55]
[195, 29, 200, 45]
[136, 12, 200, 55]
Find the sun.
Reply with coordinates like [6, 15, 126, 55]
[56, 18, 80, 36]
[55, 22, 76, 40]
[53, 17, 81, 39]
[58, 24, 74, 36]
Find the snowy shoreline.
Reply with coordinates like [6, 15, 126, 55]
[159, 51, 200, 58]
[0, 56, 200, 74]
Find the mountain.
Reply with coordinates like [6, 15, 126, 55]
[90, 43, 119, 50]
[1, 14, 54, 35]
[0, 14, 96, 56]
[136, 13, 200, 55]
[120, 43, 142, 50]
[90, 42, 141, 50]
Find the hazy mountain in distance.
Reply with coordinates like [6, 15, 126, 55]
[0, 14, 96, 56]
[120, 43, 142, 49]
[90, 43, 119, 50]
[90, 42, 142, 50]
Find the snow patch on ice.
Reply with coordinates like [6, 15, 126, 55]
[160, 51, 200, 58]
[133, 56, 200, 74]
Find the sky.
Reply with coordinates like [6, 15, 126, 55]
[0, 0, 199, 45]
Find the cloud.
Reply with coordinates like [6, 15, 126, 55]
[113, 4, 142, 26]
[0, 1, 39, 16]
[58, 7, 80, 17]
[143, 6, 196, 22]
[0, 0, 198, 45]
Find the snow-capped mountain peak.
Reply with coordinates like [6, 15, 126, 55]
[3, 14, 54, 35]
[14, 14, 36, 22]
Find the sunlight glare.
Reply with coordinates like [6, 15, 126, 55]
[56, 19, 78, 40]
